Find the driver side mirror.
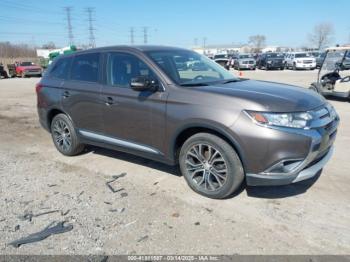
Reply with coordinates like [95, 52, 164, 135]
[131, 76, 159, 92]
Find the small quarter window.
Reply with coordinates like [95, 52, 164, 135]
[49, 57, 71, 79]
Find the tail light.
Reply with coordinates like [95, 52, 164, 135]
[35, 83, 43, 93]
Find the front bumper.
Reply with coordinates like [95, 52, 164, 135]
[242, 104, 339, 186]
[295, 62, 316, 69]
[240, 64, 256, 69]
[246, 146, 334, 186]
[23, 70, 42, 76]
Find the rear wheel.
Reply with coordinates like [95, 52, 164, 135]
[51, 114, 85, 156]
[179, 133, 244, 199]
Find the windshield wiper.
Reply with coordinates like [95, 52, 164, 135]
[222, 79, 240, 84]
[180, 82, 209, 87]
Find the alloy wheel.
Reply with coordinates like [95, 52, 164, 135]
[52, 119, 72, 152]
[185, 143, 228, 192]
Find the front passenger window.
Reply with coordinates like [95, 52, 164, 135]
[107, 53, 157, 88]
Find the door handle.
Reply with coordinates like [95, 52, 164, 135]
[62, 91, 70, 98]
[105, 96, 114, 106]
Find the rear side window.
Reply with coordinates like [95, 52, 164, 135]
[49, 57, 72, 79]
[71, 53, 100, 82]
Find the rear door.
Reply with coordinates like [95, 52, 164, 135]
[100, 51, 167, 154]
[61, 52, 104, 134]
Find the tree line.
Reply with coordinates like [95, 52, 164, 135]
[0, 42, 36, 58]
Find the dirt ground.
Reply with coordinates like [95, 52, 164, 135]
[0, 69, 349, 255]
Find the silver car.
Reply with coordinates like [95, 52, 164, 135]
[234, 54, 256, 70]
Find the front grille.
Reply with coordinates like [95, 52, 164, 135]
[303, 60, 313, 64]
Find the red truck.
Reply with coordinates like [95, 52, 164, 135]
[7, 61, 42, 78]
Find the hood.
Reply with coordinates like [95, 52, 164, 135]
[266, 57, 284, 62]
[295, 57, 315, 61]
[18, 65, 41, 70]
[196, 79, 326, 112]
[239, 58, 255, 62]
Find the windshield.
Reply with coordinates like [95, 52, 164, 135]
[20, 62, 34, 66]
[147, 49, 237, 85]
[295, 53, 311, 58]
[320, 50, 347, 78]
[239, 54, 250, 59]
[266, 53, 283, 58]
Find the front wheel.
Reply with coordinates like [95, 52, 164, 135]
[51, 114, 85, 156]
[309, 84, 321, 94]
[179, 133, 244, 199]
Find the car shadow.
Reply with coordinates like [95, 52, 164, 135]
[325, 96, 350, 103]
[84, 145, 180, 177]
[245, 170, 322, 199]
[83, 145, 322, 199]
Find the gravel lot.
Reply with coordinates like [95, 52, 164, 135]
[0, 70, 349, 255]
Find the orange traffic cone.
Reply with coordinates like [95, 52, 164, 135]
[239, 71, 243, 77]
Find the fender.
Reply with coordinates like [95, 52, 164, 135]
[169, 120, 247, 170]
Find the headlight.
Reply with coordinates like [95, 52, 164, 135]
[246, 111, 313, 129]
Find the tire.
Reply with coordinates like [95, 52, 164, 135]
[309, 84, 320, 94]
[50, 113, 85, 156]
[179, 133, 244, 199]
[21, 71, 26, 78]
[293, 63, 297, 71]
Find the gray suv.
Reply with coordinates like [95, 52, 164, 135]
[37, 46, 339, 199]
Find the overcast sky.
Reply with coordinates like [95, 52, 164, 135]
[0, 0, 349, 48]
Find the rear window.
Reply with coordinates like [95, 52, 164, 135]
[71, 53, 100, 82]
[49, 57, 72, 79]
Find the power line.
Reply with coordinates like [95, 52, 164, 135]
[64, 7, 74, 46]
[86, 7, 96, 48]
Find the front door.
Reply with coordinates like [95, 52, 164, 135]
[100, 52, 167, 155]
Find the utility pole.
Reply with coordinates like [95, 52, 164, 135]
[202, 37, 207, 48]
[143, 27, 148, 44]
[130, 27, 134, 45]
[64, 7, 74, 46]
[86, 7, 96, 48]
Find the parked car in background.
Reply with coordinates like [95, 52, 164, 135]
[256, 52, 284, 70]
[0, 63, 8, 79]
[214, 53, 230, 69]
[310, 51, 321, 58]
[37, 45, 338, 199]
[234, 54, 256, 70]
[7, 61, 42, 78]
[284, 52, 316, 70]
[316, 53, 326, 68]
[340, 52, 350, 70]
